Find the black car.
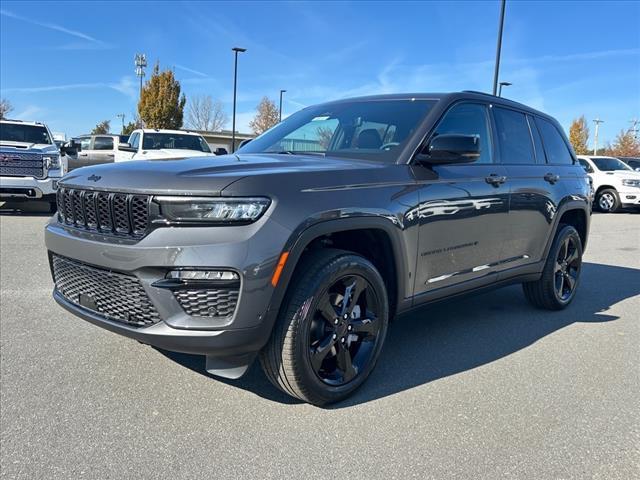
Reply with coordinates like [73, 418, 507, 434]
[46, 91, 591, 405]
[619, 157, 640, 171]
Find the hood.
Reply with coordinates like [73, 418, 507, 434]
[0, 141, 58, 154]
[138, 149, 216, 160]
[602, 170, 640, 180]
[59, 153, 384, 195]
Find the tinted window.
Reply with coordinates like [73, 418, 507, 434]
[129, 132, 140, 149]
[142, 133, 211, 152]
[78, 137, 92, 150]
[535, 118, 573, 164]
[239, 99, 437, 162]
[528, 115, 546, 163]
[119, 135, 129, 143]
[93, 136, 113, 151]
[493, 107, 535, 164]
[591, 157, 632, 171]
[0, 123, 52, 144]
[433, 103, 492, 163]
[578, 159, 593, 173]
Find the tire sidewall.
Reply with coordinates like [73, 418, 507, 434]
[549, 226, 583, 307]
[597, 189, 619, 213]
[292, 255, 389, 402]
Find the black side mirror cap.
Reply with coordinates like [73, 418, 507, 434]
[416, 134, 481, 165]
[214, 147, 228, 156]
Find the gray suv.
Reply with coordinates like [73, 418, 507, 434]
[46, 92, 591, 405]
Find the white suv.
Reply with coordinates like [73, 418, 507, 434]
[0, 119, 65, 211]
[116, 129, 216, 161]
[577, 155, 640, 212]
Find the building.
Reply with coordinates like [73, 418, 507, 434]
[190, 129, 255, 153]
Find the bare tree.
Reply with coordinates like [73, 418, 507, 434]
[186, 95, 228, 131]
[0, 98, 14, 119]
[249, 97, 279, 135]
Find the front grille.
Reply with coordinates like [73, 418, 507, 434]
[52, 255, 161, 327]
[56, 187, 150, 238]
[174, 289, 239, 318]
[0, 152, 45, 179]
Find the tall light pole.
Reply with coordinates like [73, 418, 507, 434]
[279, 89, 287, 122]
[134, 53, 147, 102]
[498, 81, 512, 97]
[116, 113, 125, 132]
[492, 0, 507, 96]
[630, 118, 639, 139]
[593, 118, 604, 155]
[231, 47, 247, 152]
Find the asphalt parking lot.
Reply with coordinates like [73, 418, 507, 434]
[1, 202, 639, 479]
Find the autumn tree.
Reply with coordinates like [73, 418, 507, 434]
[138, 63, 186, 129]
[0, 98, 13, 119]
[610, 129, 640, 157]
[249, 97, 279, 135]
[186, 95, 228, 131]
[569, 115, 590, 155]
[91, 120, 110, 134]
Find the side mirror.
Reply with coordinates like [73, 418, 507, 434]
[118, 142, 136, 152]
[214, 147, 228, 156]
[61, 139, 80, 155]
[416, 134, 481, 165]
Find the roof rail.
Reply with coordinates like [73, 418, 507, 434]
[2, 118, 23, 122]
[462, 90, 498, 97]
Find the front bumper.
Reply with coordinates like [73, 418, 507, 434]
[619, 189, 640, 207]
[0, 172, 62, 198]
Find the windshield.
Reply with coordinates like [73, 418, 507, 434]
[0, 123, 52, 145]
[592, 157, 632, 171]
[142, 133, 211, 152]
[238, 99, 437, 162]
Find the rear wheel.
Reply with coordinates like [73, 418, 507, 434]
[596, 188, 620, 213]
[523, 225, 583, 310]
[260, 249, 389, 406]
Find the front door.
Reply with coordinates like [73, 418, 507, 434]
[89, 136, 116, 166]
[412, 102, 510, 298]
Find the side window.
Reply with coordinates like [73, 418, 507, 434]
[493, 107, 535, 164]
[535, 118, 574, 164]
[578, 159, 593, 173]
[129, 132, 140, 149]
[93, 136, 114, 151]
[433, 103, 492, 163]
[527, 115, 546, 163]
[79, 137, 92, 150]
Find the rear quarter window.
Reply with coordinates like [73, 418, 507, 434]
[535, 117, 574, 165]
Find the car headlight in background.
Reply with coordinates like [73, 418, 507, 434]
[622, 179, 640, 188]
[154, 196, 270, 224]
[43, 154, 61, 170]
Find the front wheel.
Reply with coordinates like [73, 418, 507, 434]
[596, 188, 620, 213]
[260, 249, 389, 406]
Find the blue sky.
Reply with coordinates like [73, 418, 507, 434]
[1, 0, 639, 144]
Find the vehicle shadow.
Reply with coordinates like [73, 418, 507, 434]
[0, 200, 54, 216]
[156, 262, 639, 407]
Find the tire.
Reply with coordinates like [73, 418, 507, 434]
[523, 224, 583, 310]
[596, 188, 620, 213]
[48, 202, 57, 213]
[260, 249, 389, 406]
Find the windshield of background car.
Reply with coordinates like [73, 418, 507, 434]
[592, 157, 632, 171]
[237, 99, 437, 162]
[142, 133, 211, 152]
[0, 123, 52, 144]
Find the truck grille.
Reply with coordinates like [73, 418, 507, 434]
[52, 255, 161, 327]
[0, 152, 45, 179]
[57, 187, 150, 238]
[174, 289, 239, 318]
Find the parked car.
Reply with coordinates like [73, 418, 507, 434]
[619, 157, 640, 171]
[1, 119, 68, 211]
[64, 134, 130, 172]
[46, 92, 591, 405]
[116, 129, 216, 161]
[577, 155, 640, 212]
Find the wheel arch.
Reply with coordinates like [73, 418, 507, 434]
[543, 202, 590, 258]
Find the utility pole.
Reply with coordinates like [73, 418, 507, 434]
[492, 0, 507, 95]
[279, 89, 287, 122]
[134, 53, 147, 103]
[231, 47, 247, 153]
[116, 113, 125, 132]
[593, 118, 604, 155]
[630, 118, 639, 139]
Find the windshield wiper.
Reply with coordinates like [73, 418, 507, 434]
[269, 150, 326, 157]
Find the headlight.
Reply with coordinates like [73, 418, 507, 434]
[154, 196, 270, 224]
[43, 154, 61, 170]
[622, 179, 640, 188]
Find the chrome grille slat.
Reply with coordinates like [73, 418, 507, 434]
[52, 255, 160, 327]
[0, 152, 45, 179]
[56, 187, 149, 238]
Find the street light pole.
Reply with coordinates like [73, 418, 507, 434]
[279, 89, 287, 122]
[116, 113, 125, 132]
[593, 118, 604, 155]
[498, 81, 512, 97]
[492, 0, 507, 96]
[231, 47, 247, 153]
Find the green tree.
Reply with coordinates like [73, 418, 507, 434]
[610, 129, 640, 157]
[138, 63, 186, 129]
[248, 97, 279, 135]
[121, 121, 137, 135]
[568, 115, 590, 155]
[91, 120, 110, 134]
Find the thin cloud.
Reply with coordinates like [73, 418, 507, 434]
[1, 77, 137, 100]
[14, 105, 45, 121]
[174, 64, 208, 77]
[0, 8, 110, 48]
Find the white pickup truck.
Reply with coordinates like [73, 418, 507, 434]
[577, 155, 640, 212]
[116, 129, 219, 162]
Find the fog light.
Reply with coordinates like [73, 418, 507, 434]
[626, 195, 636, 200]
[167, 270, 239, 281]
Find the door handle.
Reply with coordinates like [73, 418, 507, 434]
[544, 173, 560, 184]
[485, 174, 507, 186]
[79, 153, 88, 157]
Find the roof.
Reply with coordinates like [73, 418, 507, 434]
[577, 155, 619, 159]
[137, 128, 203, 135]
[0, 119, 46, 126]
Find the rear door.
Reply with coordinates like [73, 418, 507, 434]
[90, 136, 116, 166]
